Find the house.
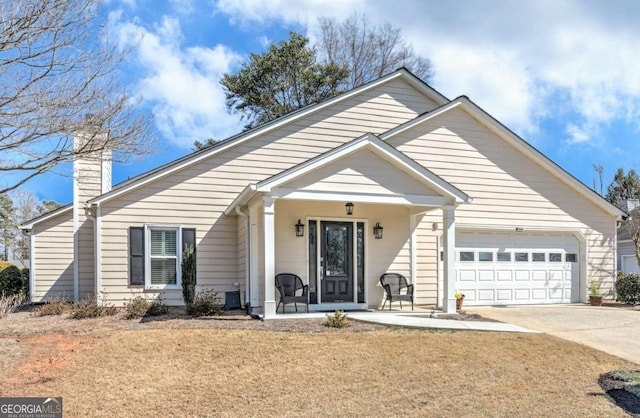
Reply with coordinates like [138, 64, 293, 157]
[617, 199, 639, 273]
[20, 68, 624, 317]
[617, 227, 638, 273]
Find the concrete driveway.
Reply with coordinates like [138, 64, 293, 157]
[470, 304, 640, 365]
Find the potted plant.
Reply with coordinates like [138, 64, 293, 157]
[455, 291, 465, 310]
[588, 279, 603, 306]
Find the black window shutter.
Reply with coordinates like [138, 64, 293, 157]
[129, 227, 145, 285]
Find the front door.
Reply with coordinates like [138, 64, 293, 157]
[321, 221, 353, 303]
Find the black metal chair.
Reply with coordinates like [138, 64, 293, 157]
[275, 273, 309, 314]
[380, 273, 414, 310]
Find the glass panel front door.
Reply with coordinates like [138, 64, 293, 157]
[321, 221, 353, 303]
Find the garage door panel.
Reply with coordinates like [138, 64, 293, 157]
[548, 287, 563, 300]
[496, 270, 512, 281]
[476, 289, 494, 302]
[531, 289, 547, 300]
[459, 270, 476, 282]
[446, 231, 579, 306]
[496, 289, 513, 301]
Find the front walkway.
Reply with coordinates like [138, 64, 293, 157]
[270, 309, 535, 333]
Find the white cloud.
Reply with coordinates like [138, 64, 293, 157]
[169, 0, 195, 15]
[215, 0, 365, 27]
[214, 0, 640, 147]
[565, 123, 591, 145]
[111, 13, 243, 148]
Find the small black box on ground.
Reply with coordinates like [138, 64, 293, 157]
[225, 290, 242, 310]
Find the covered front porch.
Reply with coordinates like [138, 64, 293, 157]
[224, 134, 471, 318]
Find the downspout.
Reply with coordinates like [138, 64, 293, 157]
[235, 206, 250, 310]
[21, 228, 35, 303]
[73, 202, 79, 302]
[614, 216, 620, 300]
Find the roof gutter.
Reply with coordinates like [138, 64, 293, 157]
[224, 184, 258, 216]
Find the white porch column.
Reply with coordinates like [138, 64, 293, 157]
[249, 204, 260, 308]
[442, 206, 457, 313]
[263, 198, 277, 318]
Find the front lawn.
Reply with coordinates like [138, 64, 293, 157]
[0, 320, 633, 416]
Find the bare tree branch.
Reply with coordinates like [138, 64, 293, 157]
[317, 13, 434, 88]
[0, 0, 153, 195]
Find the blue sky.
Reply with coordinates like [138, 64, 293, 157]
[22, 0, 640, 203]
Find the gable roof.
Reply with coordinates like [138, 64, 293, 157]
[20, 204, 72, 230]
[380, 96, 625, 219]
[87, 68, 448, 207]
[224, 133, 471, 215]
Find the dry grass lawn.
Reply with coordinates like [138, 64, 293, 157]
[0, 325, 634, 417]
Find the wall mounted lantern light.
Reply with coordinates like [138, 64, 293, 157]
[373, 222, 384, 239]
[295, 219, 305, 237]
[345, 202, 354, 216]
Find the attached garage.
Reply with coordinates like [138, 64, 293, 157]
[440, 231, 581, 306]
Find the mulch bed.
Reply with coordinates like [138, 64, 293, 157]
[2, 305, 500, 338]
[598, 371, 640, 417]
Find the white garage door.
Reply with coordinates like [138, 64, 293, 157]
[440, 231, 580, 306]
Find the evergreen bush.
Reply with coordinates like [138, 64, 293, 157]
[615, 272, 640, 304]
[181, 245, 196, 305]
[0, 265, 24, 297]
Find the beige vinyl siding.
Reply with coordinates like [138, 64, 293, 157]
[76, 156, 104, 203]
[236, 212, 247, 303]
[74, 152, 110, 300]
[387, 107, 616, 302]
[78, 217, 95, 299]
[32, 213, 74, 302]
[280, 148, 442, 197]
[97, 78, 437, 305]
[412, 210, 441, 306]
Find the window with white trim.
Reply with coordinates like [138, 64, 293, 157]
[146, 225, 181, 289]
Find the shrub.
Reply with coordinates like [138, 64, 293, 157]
[37, 298, 71, 316]
[181, 245, 196, 305]
[610, 369, 640, 382]
[0, 265, 25, 297]
[69, 295, 118, 319]
[187, 289, 224, 317]
[0, 293, 26, 318]
[124, 296, 151, 319]
[124, 296, 169, 319]
[627, 382, 640, 398]
[615, 272, 640, 304]
[608, 369, 640, 397]
[0, 261, 13, 271]
[146, 299, 169, 317]
[325, 310, 349, 328]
